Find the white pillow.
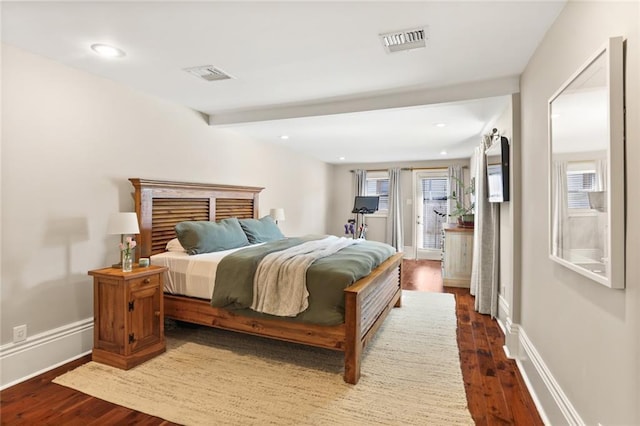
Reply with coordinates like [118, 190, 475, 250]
[166, 238, 186, 252]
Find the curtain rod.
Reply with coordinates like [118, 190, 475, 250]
[409, 166, 469, 171]
[349, 168, 411, 173]
[349, 166, 468, 173]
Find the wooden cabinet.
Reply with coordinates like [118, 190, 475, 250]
[442, 224, 474, 287]
[88, 265, 168, 369]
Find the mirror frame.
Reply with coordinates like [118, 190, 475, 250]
[548, 36, 625, 289]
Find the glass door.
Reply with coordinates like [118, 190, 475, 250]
[414, 170, 449, 259]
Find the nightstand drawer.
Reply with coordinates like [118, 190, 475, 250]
[129, 273, 160, 290]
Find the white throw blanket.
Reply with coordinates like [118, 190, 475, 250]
[251, 236, 358, 317]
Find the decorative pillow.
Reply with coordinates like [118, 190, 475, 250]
[165, 238, 186, 252]
[239, 216, 285, 244]
[175, 218, 250, 255]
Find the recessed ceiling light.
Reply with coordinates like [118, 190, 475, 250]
[280, 135, 289, 140]
[90, 43, 126, 58]
[434, 123, 446, 128]
[440, 150, 448, 155]
[339, 157, 346, 161]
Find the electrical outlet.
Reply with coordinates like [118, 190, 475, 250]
[13, 325, 27, 343]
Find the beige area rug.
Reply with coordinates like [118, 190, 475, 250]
[54, 291, 473, 425]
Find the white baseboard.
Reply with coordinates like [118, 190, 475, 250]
[498, 294, 510, 317]
[0, 318, 93, 390]
[502, 317, 519, 359]
[497, 294, 510, 333]
[507, 323, 584, 426]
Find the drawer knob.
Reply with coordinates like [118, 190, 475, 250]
[143, 278, 151, 284]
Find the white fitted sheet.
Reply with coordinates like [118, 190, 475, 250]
[151, 245, 256, 299]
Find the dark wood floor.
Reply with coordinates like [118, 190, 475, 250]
[401, 258, 443, 292]
[1, 260, 543, 425]
[446, 287, 542, 425]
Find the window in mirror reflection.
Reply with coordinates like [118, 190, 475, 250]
[566, 162, 598, 211]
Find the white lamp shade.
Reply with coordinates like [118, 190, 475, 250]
[107, 212, 140, 235]
[269, 208, 285, 222]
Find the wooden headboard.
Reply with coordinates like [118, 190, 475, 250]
[129, 178, 264, 258]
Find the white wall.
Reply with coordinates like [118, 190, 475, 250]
[517, 2, 639, 424]
[489, 95, 520, 328]
[0, 44, 331, 385]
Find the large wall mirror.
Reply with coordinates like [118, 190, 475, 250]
[548, 36, 625, 289]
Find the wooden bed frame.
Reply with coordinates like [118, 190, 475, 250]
[129, 178, 403, 384]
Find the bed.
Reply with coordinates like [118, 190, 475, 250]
[129, 178, 403, 384]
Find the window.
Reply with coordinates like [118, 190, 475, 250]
[365, 171, 389, 213]
[567, 166, 596, 210]
[567, 170, 596, 209]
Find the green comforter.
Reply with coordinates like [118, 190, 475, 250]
[211, 235, 396, 326]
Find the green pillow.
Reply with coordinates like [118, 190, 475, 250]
[239, 216, 285, 244]
[175, 218, 250, 255]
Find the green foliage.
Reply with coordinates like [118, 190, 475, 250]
[447, 176, 475, 218]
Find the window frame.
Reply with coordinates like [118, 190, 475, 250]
[364, 171, 389, 217]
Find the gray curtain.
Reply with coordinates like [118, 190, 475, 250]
[595, 158, 607, 191]
[354, 169, 367, 196]
[551, 161, 567, 257]
[470, 138, 500, 317]
[448, 165, 464, 224]
[386, 168, 403, 251]
[352, 169, 367, 239]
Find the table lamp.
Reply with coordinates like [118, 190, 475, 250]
[107, 212, 140, 267]
[270, 208, 285, 225]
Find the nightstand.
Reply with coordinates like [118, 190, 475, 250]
[88, 265, 168, 369]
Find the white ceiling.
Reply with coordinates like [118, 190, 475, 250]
[1, 1, 566, 163]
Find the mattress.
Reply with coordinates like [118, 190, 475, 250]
[151, 245, 256, 299]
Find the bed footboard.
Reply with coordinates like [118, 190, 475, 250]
[343, 252, 403, 384]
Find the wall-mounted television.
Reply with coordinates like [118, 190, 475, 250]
[486, 136, 510, 202]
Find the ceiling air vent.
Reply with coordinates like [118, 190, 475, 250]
[380, 27, 428, 53]
[183, 65, 233, 82]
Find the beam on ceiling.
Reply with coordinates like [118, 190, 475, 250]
[208, 75, 519, 126]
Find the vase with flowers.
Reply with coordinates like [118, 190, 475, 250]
[120, 237, 137, 272]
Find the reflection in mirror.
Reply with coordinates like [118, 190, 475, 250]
[548, 36, 625, 289]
